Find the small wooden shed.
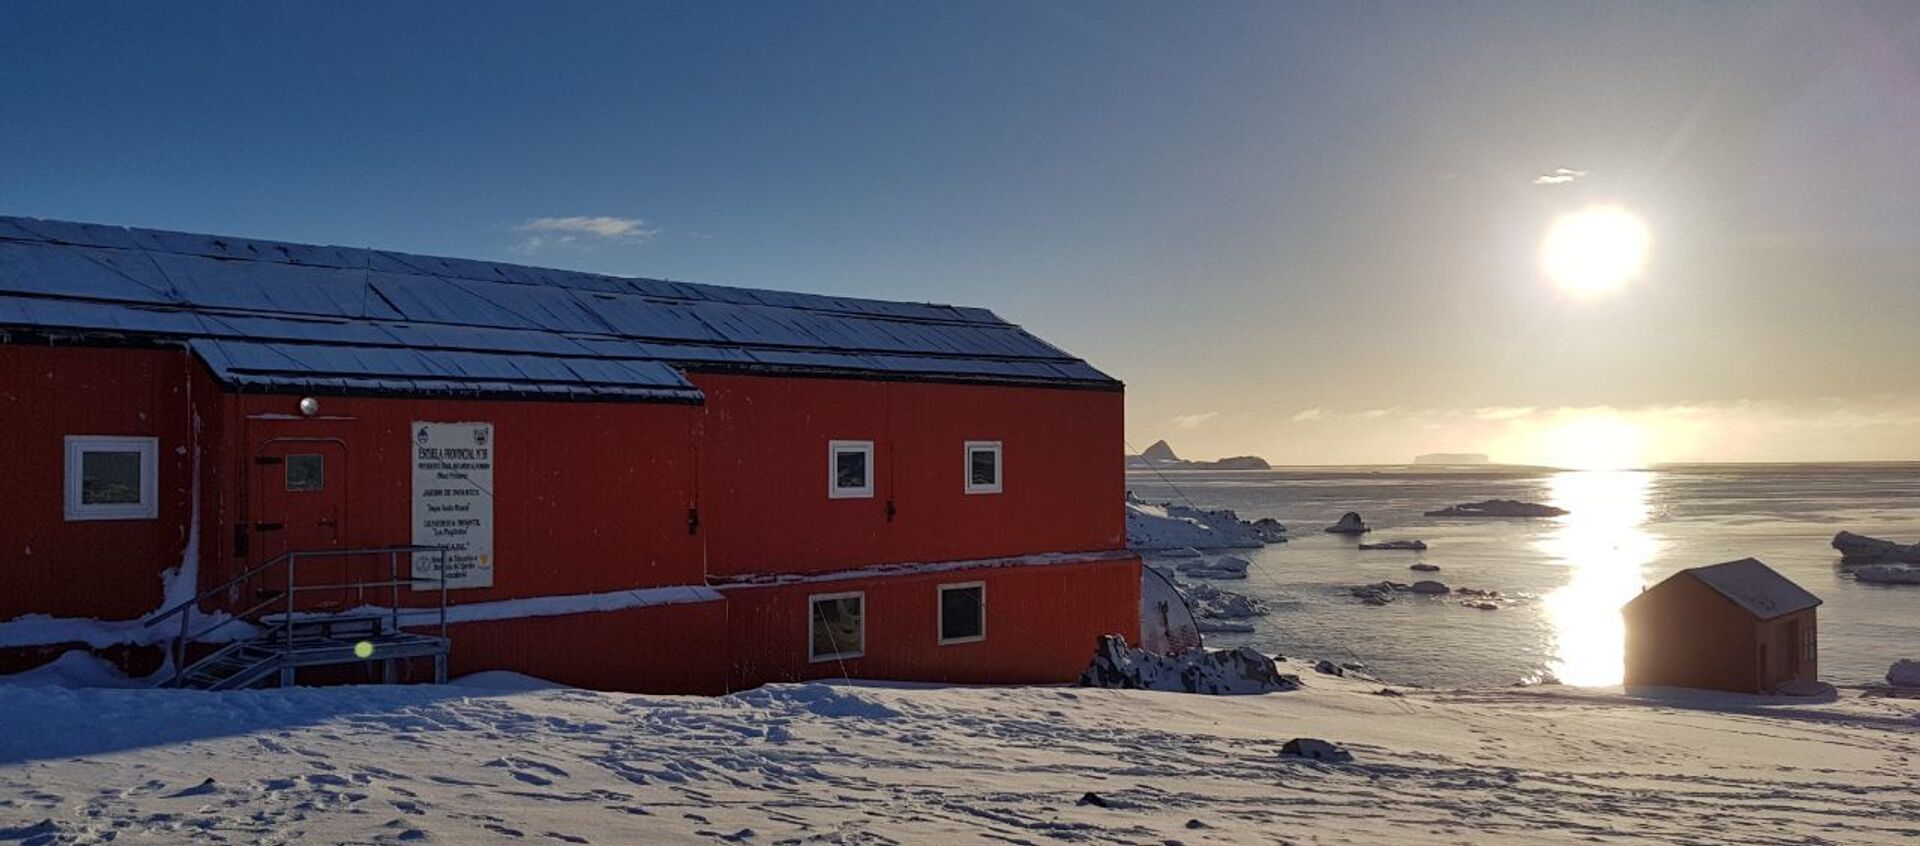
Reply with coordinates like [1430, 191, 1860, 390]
[1622, 558, 1821, 694]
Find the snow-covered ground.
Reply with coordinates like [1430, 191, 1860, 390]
[4, 667, 1918, 845]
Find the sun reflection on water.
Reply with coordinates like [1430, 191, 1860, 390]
[1539, 470, 1660, 686]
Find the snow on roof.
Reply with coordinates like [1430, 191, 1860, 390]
[0, 215, 1118, 400]
[1683, 558, 1822, 621]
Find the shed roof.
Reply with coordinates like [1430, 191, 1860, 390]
[1631, 558, 1822, 621]
[0, 215, 1118, 401]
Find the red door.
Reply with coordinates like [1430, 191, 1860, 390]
[252, 439, 351, 611]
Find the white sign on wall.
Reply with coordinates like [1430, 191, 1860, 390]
[412, 421, 495, 590]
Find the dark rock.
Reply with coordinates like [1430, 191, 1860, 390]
[1833, 531, 1920, 563]
[1324, 512, 1371, 534]
[1359, 539, 1427, 551]
[1077, 791, 1110, 808]
[1425, 499, 1568, 518]
[1314, 659, 1344, 676]
[1374, 688, 1404, 697]
[1408, 580, 1450, 595]
[1279, 737, 1353, 763]
[1409, 563, 1440, 572]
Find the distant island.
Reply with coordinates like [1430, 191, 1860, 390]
[1414, 453, 1490, 466]
[1126, 439, 1271, 470]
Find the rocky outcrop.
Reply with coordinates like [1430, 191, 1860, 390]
[1324, 512, 1370, 535]
[1128, 496, 1283, 550]
[1079, 635, 1300, 695]
[1424, 499, 1568, 518]
[1279, 737, 1353, 762]
[1250, 518, 1289, 543]
[1140, 440, 1180, 463]
[1832, 531, 1920, 563]
[1854, 565, 1920, 585]
[1359, 539, 1427, 551]
[1889, 660, 1920, 688]
[1409, 562, 1440, 572]
[1126, 440, 1274, 471]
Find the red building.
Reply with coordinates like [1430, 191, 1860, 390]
[1621, 558, 1821, 694]
[0, 215, 1139, 693]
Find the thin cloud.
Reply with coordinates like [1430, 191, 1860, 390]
[1474, 406, 1538, 421]
[1532, 167, 1589, 186]
[1290, 407, 1327, 422]
[1171, 412, 1220, 430]
[513, 216, 662, 252]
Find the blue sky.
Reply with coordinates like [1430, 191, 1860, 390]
[5, 2, 1918, 464]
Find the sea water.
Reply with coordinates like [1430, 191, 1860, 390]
[1125, 463, 1920, 688]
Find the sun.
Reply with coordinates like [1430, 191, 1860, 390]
[1539, 205, 1650, 296]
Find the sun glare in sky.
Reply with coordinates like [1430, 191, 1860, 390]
[1539, 205, 1651, 296]
[1520, 412, 1650, 470]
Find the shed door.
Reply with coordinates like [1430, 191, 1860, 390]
[252, 440, 352, 608]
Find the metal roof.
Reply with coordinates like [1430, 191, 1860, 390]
[0, 215, 1119, 401]
[1628, 558, 1822, 621]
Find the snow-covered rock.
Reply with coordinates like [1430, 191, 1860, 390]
[1079, 635, 1301, 695]
[1179, 581, 1268, 620]
[1349, 582, 1403, 605]
[1359, 539, 1426, 551]
[1171, 555, 1251, 580]
[1127, 495, 1280, 550]
[1832, 531, 1920, 563]
[1324, 512, 1370, 535]
[1888, 660, 1920, 688]
[1854, 564, 1920, 585]
[1425, 499, 1568, 518]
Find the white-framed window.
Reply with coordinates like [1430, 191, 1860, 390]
[938, 582, 986, 645]
[63, 435, 160, 521]
[828, 440, 874, 499]
[809, 591, 866, 662]
[964, 440, 1002, 494]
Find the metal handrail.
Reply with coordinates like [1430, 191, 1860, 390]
[143, 544, 444, 628]
[148, 544, 451, 688]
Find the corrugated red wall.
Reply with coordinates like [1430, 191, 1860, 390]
[3, 344, 1134, 694]
[439, 600, 731, 694]
[1622, 574, 1821, 693]
[224, 393, 705, 602]
[0, 346, 199, 620]
[723, 557, 1140, 690]
[690, 373, 1126, 579]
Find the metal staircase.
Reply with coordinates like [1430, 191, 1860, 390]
[144, 546, 454, 690]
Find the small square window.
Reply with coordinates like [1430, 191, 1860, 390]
[965, 441, 1002, 494]
[810, 592, 865, 661]
[64, 436, 159, 521]
[828, 440, 874, 499]
[285, 454, 325, 492]
[938, 582, 985, 644]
